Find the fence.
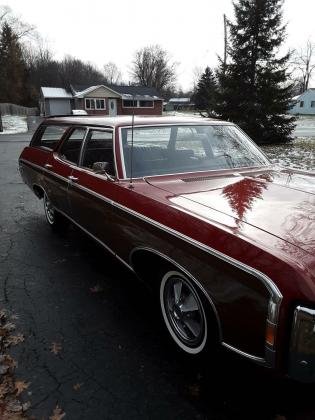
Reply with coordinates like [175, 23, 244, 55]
[0, 103, 38, 116]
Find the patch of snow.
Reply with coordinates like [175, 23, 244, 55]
[0, 115, 28, 134]
[295, 116, 315, 128]
[261, 138, 314, 171]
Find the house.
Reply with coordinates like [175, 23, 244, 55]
[288, 88, 315, 115]
[164, 97, 195, 112]
[39, 84, 163, 117]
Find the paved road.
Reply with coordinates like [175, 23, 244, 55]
[0, 134, 314, 419]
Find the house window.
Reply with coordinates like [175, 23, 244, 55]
[139, 100, 154, 108]
[123, 100, 137, 108]
[85, 98, 106, 110]
[300, 101, 304, 108]
[122, 99, 154, 108]
[311, 101, 315, 108]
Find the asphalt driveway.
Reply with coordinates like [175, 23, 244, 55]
[0, 133, 314, 419]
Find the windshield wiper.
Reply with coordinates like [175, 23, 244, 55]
[216, 153, 234, 168]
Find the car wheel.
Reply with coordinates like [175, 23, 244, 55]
[43, 193, 69, 231]
[160, 270, 210, 355]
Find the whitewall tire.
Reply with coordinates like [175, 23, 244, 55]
[160, 270, 208, 355]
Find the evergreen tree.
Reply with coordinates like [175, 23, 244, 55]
[194, 67, 218, 116]
[215, 0, 295, 144]
[0, 22, 27, 104]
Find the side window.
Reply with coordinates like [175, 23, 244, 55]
[32, 125, 68, 150]
[59, 128, 86, 165]
[81, 130, 115, 176]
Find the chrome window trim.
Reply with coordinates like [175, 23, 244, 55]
[55, 126, 88, 167]
[118, 123, 271, 180]
[30, 123, 71, 150]
[77, 127, 117, 177]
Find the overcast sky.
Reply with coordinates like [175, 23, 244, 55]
[4, 0, 315, 90]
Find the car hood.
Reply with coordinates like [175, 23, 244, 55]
[146, 167, 315, 256]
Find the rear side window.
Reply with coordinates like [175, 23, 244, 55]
[59, 128, 87, 165]
[32, 125, 68, 150]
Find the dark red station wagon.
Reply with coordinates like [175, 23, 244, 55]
[19, 115, 315, 382]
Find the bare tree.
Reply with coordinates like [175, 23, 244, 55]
[103, 61, 122, 85]
[131, 45, 176, 93]
[291, 40, 315, 92]
[0, 5, 35, 39]
[192, 66, 203, 90]
[59, 55, 104, 86]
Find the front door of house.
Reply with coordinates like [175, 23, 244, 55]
[108, 99, 117, 117]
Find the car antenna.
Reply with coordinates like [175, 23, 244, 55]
[128, 94, 135, 189]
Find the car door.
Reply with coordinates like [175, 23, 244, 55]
[68, 128, 119, 250]
[44, 127, 87, 217]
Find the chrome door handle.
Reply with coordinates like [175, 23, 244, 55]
[44, 163, 53, 169]
[68, 175, 79, 182]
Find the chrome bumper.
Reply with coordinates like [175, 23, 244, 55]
[289, 306, 315, 383]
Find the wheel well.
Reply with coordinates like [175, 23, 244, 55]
[130, 248, 221, 341]
[33, 184, 44, 199]
[131, 249, 175, 290]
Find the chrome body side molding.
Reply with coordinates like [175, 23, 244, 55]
[19, 157, 283, 367]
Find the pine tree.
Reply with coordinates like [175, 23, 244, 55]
[194, 67, 218, 116]
[215, 0, 295, 144]
[0, 22, 27, 104]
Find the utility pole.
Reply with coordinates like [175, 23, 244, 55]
[223, 14, 228, 76]
[0, 108, 3, 132]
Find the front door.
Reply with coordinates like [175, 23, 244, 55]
[68, 128, 118, 250]
[108, 99, 117, 117]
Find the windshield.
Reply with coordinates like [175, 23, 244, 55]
[121, 124, 270, 178]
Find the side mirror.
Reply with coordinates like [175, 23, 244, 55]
[92, 161, 108, 174]
[91, 162, 115, 181]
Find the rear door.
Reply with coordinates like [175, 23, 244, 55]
[44, 127, 87, 216]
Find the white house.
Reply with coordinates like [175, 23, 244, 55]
[289, 88, 315, 115]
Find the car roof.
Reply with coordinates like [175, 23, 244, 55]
[45, 115, 233, 128]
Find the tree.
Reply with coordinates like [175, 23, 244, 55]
[215, 0, 295, 144]
[131, 45, 176, 94]
[23, 42, 62, 104]
[0, 5, 35, 39]
[194, 67, 218, 116]
[103, 61, 122, 85]
[59, 56, 104, 86]
[0, 22, 27, 104]
[291, 40, 315, 93]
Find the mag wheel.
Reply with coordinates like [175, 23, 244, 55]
[44, 193, 55, 225]
[43, 193, 69, 231]
[160, 270, 208, 355]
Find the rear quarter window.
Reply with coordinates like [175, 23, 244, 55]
[31, 125, 69, 150]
